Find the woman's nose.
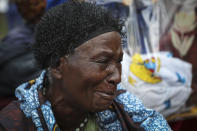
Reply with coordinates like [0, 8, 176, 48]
[107, 63, 121, 86]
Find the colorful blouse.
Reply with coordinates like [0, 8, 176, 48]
[13, 71, 171, 131]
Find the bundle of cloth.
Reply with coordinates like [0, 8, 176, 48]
[121, 51, 192, 116]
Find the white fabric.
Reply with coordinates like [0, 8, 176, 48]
[121, 51, 192, 116]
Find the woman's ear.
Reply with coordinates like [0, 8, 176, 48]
[50, 57, 67, 79]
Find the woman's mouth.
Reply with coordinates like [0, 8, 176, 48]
[95, 90, 116, 100]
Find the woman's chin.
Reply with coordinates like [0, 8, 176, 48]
[91, 100, 113, 112]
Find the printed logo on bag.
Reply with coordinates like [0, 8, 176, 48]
[129, 54, 162, 84]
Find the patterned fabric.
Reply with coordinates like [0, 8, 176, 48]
[15, 71, 171, 131]
[15, 71, 56, 131]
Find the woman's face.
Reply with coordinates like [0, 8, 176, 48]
[55, 31, 122, 112]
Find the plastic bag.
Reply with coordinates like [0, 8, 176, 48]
[123, 0, 194, 116]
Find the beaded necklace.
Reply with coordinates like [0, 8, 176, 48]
[53, 117, 88, 131]
[75, 117, 88, 131]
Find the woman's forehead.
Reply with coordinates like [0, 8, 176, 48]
[73, 31, 122, 57]
[76, 31, 121, 49]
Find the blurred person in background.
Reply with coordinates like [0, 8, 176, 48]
[0, 0, 46, 108]
[159, 0, 197, 106]
[6, 0, 24, 31]
[158, 1, 197, 130]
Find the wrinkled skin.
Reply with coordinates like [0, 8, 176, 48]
[46, 31, 123, 130]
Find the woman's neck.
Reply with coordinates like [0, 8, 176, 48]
[45, 82, 88, 130]
[52, 104, 88, 130]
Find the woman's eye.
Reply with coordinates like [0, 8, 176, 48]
[96, 59, 109, 64]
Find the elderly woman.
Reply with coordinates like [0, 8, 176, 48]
[0, 1, 171, 131]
